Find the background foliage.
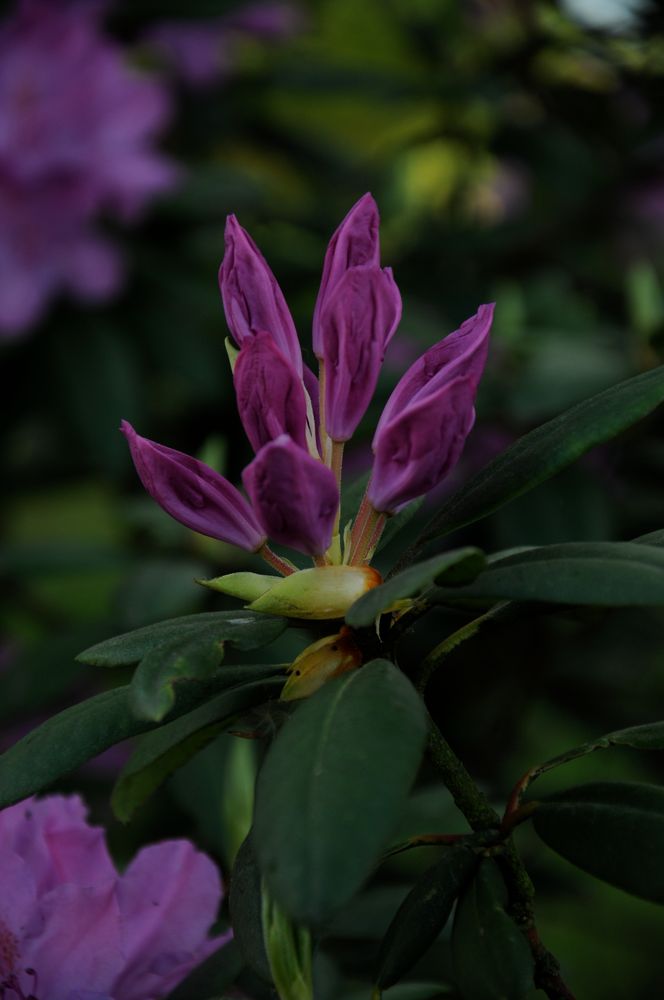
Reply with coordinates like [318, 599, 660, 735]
[4, 1, 664, 996]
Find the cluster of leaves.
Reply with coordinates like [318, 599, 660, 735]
[2, 365, 664, 998]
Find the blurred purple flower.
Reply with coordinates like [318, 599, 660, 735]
[147, 3, 301, 90]
[0, 0, 178, 338]
[0, 794, 229, 999]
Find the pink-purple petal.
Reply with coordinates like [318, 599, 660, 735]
[22, 882, 124, 1000]
[243, 436, 339, 555]
[234, 330, 308, 451]
[0, 795, 116, 896]
[113, 841, 226, 1000]
[121, 421, 266, 552]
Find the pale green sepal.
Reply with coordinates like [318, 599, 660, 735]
[197, 572, 278, 603]
[262, 882, 313, 1000]
[248, 565, 381, 620]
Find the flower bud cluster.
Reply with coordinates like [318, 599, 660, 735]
[123, 194, 493, 593]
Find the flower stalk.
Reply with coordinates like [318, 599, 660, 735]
[259, 544, 298, 576]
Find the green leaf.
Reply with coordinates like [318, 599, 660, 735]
[413, 365, 664, 548]
[346, 548, 485, 628]
[130, 631, 226, 722]
[607, 720, 664, 750]
[262, 886, 314, 1000]
[253, 660, 427, 925]
[451, 859, 534, 1000]
[376, 843, 477, 989]
[635, 528, 664, 546]
[229, 836, 273, 984]
[112, 673, 284, 821]
[77, 611, 287, 667]
[433, 542, 664, 607]
[0, 682, 213, 809]
[165, 939, 243, 1000]
[532, 781, 664, 902]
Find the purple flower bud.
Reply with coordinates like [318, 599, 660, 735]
[233, 330, 308, 452]
[374, 303, 494, 438]
[368, 304, 494, 513]
[243, 436, 339, 556]
[219, 214, 302, 375]
[320, 265, 402, 442]
[369, 377, 476, 514]
[313, 192, 380, 358]
[121, 421, 266, 551]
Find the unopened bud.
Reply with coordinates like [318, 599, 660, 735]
[199, 564, 382, 620]
[281, 628, 363, 701]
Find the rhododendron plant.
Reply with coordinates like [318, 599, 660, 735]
[4, 195, 664, 1000]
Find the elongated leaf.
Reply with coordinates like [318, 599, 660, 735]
[113, 673, 284, 821]
[451, 859, 534, 1000]
[634, 528, 664, 546]
[253, 660, 427, 925]
[346, 548, 485, 628]
[414, 365, 664, 547]
[129, 632, 225, 722]
[77, 610, 287, 667]
[433, 542, 664, 607]
[229, 836, 273, 984]
[607, 720, 664, 749]
[533, 781, 664, 902]
[0, 682, 216, 809]
[376, 843, 477, 989]
[165, 939, 243, 1000]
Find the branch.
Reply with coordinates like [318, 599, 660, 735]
[425, 719, 576, 1000]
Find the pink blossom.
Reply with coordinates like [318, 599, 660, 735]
[0, 794, 229, 999]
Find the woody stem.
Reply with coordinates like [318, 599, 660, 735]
[348, 492, 373, 562]
[351, 504, 386, 564]
[360, 510, 387, 563]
